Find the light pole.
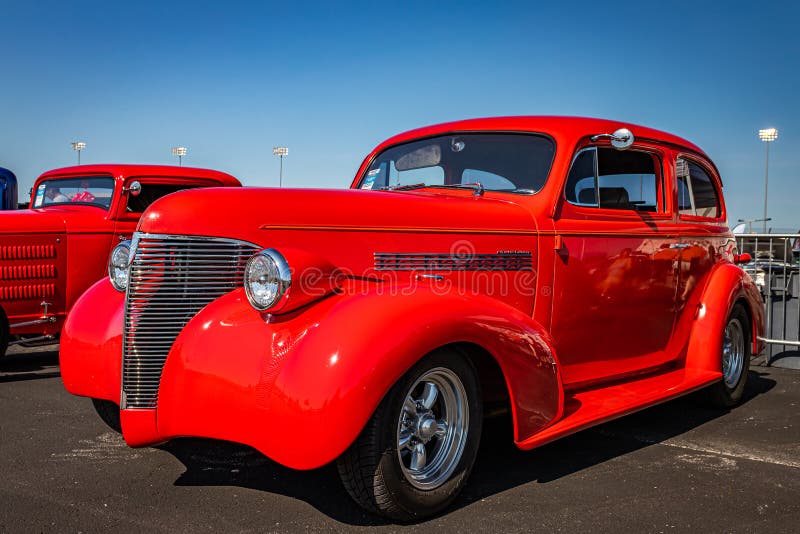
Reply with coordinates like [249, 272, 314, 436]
[71, 141, 86, 165]
[758, 128, 778, 232]
[172, 146, 187, 166]
[273, 146, 288, 187]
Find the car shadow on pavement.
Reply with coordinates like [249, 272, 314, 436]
[0, 349, 60, 383]
[465, 370, 775, 489]
[162, 371, 775, 526]
[163, 440, 384, 525]
[768, 350, 800, 369]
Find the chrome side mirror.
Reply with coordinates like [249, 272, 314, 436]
[125, 181, 142, 197]
[591, 128, 634, 150]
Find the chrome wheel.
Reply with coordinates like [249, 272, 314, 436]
[722, 317, 745, 389]
[396, 367, 469, 490]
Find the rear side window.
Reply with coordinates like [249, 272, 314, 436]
[565, 147, 662, 212]
[676, 158, 720, 218]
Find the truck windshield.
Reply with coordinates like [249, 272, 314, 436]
[358, 133, 555, 194]
[32, 176, 115, 210]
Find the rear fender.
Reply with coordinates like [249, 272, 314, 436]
[685, 263, 764, 371]
[156, 287, 562, 469]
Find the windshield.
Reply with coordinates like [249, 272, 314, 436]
[33, 176, 114, 210]
[358, 133, 555, 193]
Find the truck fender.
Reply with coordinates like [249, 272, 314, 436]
[684, 263, 764, 372]
[156, 287, 562, 470]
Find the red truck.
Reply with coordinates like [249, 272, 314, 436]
[60, 118, 763, 520]
[0, 164, 240, 357]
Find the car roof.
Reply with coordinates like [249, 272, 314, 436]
[373, 116, 707, 157]
[36, 164, 241, 187]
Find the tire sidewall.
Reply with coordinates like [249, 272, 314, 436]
[375, 350, 482, 520]
[719, 304, 751, 405]
[0, 307, 9, 358]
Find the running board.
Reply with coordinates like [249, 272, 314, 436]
[517, 368, 722, 450]
[8, 335, 57, 347]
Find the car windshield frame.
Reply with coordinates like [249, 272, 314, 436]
[32, 175, 115, 210]
[356, 131, 556, 195]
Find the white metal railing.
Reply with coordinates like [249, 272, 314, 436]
[734, 233, 800, 365]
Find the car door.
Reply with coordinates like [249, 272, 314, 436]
[111, 177, 221, 240]
[551, 143, 681, 386]
[673, 155, 729, 318]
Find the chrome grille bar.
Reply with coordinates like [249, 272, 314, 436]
[122, 233, 260, 409]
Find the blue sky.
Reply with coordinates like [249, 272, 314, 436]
[2, 1, 797, 229]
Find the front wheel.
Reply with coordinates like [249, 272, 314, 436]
[337, 349, 482, 521]
[708, 303, 751, 407]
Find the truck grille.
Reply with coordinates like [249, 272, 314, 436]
[122, 233, 261, 409]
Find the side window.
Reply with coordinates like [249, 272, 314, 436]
[565, 147, 661, 212]
[565, 150, 597, 205]
[676, 158, 720, 218]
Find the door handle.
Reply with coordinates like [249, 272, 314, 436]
[669, 243, 690, 250]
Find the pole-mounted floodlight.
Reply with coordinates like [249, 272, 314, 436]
[758, 128, 778, 232]
[71, 141, 86, 165]
[172, 146, 188, 166]
[758, 128, 778, 142]
[273, 146, 288, 187]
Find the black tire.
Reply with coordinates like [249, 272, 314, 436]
[337, 349, 482, 522]
[92, 398, 122, 433]
[708, 303, 751, 408]
[0, 308, 9, 359]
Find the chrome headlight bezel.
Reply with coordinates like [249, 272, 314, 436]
[108, 240, 132, 292]
[244, 248, 291, 311]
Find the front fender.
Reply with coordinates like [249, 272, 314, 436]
[155, 286, 561, 469]
[60, 278, 124, 403]
[685, 263, 765, 371]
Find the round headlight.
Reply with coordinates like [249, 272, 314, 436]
[108, 240, 132, 291]
[244, 249, 291, 311]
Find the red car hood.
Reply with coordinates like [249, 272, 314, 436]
[0, 206, 109, 234]
[138, 187, 537, 241]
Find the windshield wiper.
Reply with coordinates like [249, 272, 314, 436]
[428, 182, 485, 196]
[380, 182, 427, 191]
[381, 182, 486, 196]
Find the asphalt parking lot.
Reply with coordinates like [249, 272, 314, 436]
[1, 346, 798, 533]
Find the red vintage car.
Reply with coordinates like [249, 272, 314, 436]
[0, 165, 240, 357]
[60, 117, 763, 521]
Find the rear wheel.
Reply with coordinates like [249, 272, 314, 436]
[337, 349, 482, 521]
[0, 308, 9, 358]
[92, 398, 122, 433]
[708, 304, 751, 407]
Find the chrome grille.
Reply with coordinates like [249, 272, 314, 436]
[122, 233, 261, 409]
